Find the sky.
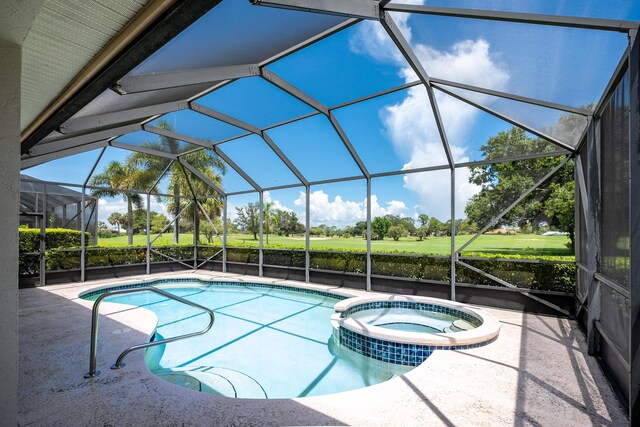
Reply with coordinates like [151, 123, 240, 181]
[23, 0, 640, 227]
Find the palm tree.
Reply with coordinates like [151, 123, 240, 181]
[90, 161, 151, 245]
[129, 120, 226, 244]
[263, 202, 279, 245]
[108, 212, 125, 235]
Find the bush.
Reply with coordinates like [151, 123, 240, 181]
[19, 228, 90, 252]
[98, 230, 118, 239]
[371, 254, 451, 282]
[387, 225, 407, 241]
[197, 246, 223, 262]
[19, 228, 90, 275]
[149, 245, 194, 262]
[310, 251, 366, 274]
[85, 248, 147, 268]
[456, 254, 575, 293]
[225, 247, 259, 264]
[263, 249, 306, 268]
[46, 250, 81, 271]
[218, 247, 575, 293]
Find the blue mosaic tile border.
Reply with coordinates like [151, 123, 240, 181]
[336, 326, 497, 366]
[80, 278, 347, 301]
[339, 301, 482, 327]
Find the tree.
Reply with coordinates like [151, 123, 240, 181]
[107, 212, 125, 235]
[129, 120, 226, 244]
[275, 210, 304, 236]
[388, 225, 407, 241]
[235, 202, 260, 239]
[372, 216, 391, 240]
[416, 227, 427, 241]
[458, 218, 479, 235]
[352, 221, 367, 238]
[464, 127, 575, 248]
[417, 214, 430, 227]
[90, 161, 150, 245]
[427, 217, 443, 237]
[398, 217, 416, 235]
[309, 226, 324, 237]
[199, 217, 223, 244]
[325, 225, 338, 237]
[262, 202, 278, 244]
[543, 181, 575, 249]
[150, 212, 170, 234]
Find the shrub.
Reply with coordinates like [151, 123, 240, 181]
[19, 228, 90, 252]
[371, 254, 451, 282]
[387, 225, 407, 241]
[263, 249, 306, 268]
[310, 251, 366, 274]
[457, 252, 575, 292]
[218, 247, 575, 293]
[85, 247, 147, 268]
[19, 228, 90, 275]
[46, 250, 81, 271]
[98, 230, 118, 239]
[149, 245, 194, 262]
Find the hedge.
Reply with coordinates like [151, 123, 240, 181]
[371, 254, 451, 282]
[221, 247, 575, 293]
[19, 232, 576, 293]
[19, 228, 90, 275]
[19, 225, 195, 274]
[19, 228, 90, 252]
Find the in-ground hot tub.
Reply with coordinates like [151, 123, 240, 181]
[331, 295, 500, 366]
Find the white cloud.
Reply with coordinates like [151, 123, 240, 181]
[226, 201, 239, 222]
[349, 0, 424, 64]
[263, 191, 294, 213]
[98, 198, 127, 222]
[98, 197, 167, 223]
[350, 14, 510, 219]
[294, 190, 406, 227]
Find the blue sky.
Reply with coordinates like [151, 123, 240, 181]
[24, 0, 640, 226]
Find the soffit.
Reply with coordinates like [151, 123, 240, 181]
[21, 0, 148, 130]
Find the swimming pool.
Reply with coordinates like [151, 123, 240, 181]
[82, 280, 413, 399]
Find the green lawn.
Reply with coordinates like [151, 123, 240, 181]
[96, 232, 574, 257]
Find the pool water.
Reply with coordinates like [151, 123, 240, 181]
[90, 283, 412, 398]
[351, 308, 471, 333]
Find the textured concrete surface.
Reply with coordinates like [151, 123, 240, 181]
[18, 271, 628, 426]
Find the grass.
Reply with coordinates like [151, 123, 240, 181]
[96, 232, 574, 257]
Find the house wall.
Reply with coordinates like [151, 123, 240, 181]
[0, 38, 23, 427]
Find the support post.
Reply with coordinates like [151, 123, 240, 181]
[80, 188, 86, 282]
[366, 178, 372, 292]
[586, 118, 601, 356]
[146, 193, 151, 275]
[450, 169, 456, 301]
[40, 185, 47, 286]
[193, 197, 198, 270]
[223, 196, 228, 273]
[305, 185, 310, 283]
[628, 27, 640, 425]
[259, 192, 264, 277]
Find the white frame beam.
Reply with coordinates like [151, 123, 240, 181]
[114, 64, 261, 95]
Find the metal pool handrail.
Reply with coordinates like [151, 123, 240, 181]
[84, 286, 215, 379]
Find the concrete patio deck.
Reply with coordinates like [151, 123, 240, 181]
[18, 271, 628, 426]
